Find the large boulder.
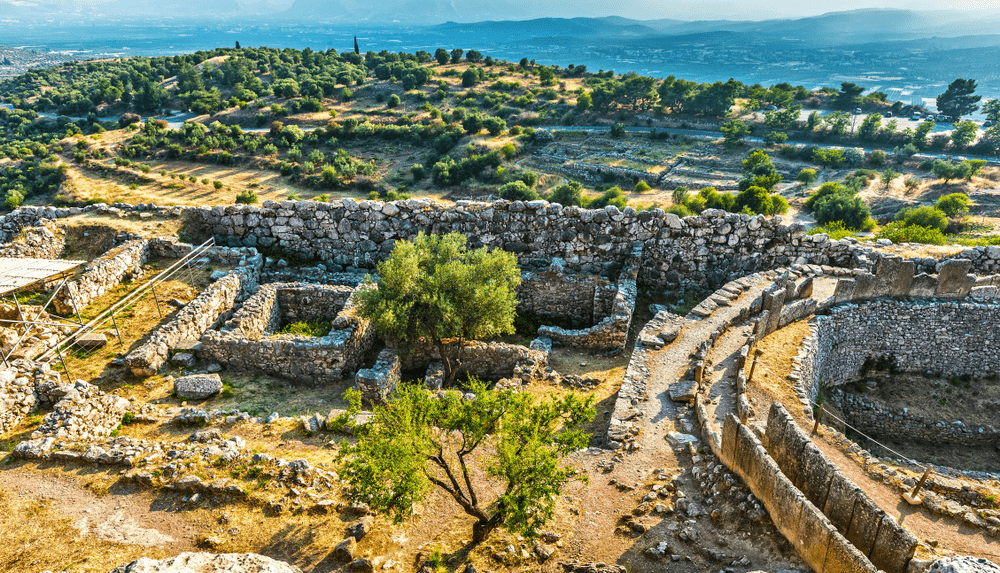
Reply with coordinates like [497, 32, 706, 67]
[929, 557, 1000, 573]
[174, 374, 223, 400]
[108, 552, 302, 572]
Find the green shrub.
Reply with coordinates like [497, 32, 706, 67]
[498, 180, 539, 201]
[806, 220, 857, 240]
[895, 205, 948, 232]
[547, 181, 584, 206]
[589, 186, 628, 209]
[213, 180, 224, 190]
[634, 180, 651, 193]
[935, 193, 970, 217]
[279, 320, 332, 337]
[796, 168, 817, 185]
[235, 189, 259, 204]
[875, 221, 947, 245]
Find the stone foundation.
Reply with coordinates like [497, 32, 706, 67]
[200, 282, 375, 383]
[125, 248, 262, 376]
[53, 238, 149, 315]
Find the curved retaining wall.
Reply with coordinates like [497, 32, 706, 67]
[807, 299, 1000, 390]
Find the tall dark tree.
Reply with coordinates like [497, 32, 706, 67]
[434, 48, 449, 65]
[235, 41, 241, 49]
[936, 78, 981, 120]
[354, 36, 360, 55]
[835, 82, 865, 110]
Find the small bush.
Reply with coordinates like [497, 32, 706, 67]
[935, 193, 970, 217]
[279, 320, 332, 337]
[875, 221, 947, 245]
[634, 180, 651, 193]
[213, 180, 224, 190]
[235, 190, 259, 204]
[895, 205, 948, 232]
[498, 180, 540, 201]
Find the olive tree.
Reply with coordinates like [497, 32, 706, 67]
[336, 379, 595, 544]
[357, 232, 520, 385]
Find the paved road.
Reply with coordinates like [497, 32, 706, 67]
[542, 125, 1000, 164]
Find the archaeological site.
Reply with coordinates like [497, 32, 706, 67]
[0, 198, 998, 573]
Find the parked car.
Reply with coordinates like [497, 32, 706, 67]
[984, 120, 994, 128]
[854, 108, 863, 115]
[910, 114, 921, 121]
[763, 105, 778, 111]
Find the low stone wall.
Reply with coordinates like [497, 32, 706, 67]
[53, 238, 149, 315]
[124, 250, 263, 376]
[0, 223, 64, 259]
[827, 389, 1000, 448]
[720, 413, 879, 573]
[396, 339, 547, 382]
[763, 403, 917, 573]
[199, 283, 374, 383]
[29, 379, 130, 442]
[517, 261, 615, 328]
[356, 349, 401, 404]
[806, 299, 1000, 390]
[0, 359, 63, 434]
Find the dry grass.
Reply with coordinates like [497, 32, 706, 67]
[0, 485, 175, 573]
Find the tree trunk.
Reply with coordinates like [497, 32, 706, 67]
[471, 514, 503, 545]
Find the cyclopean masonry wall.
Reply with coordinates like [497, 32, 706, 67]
[516, 258, 618, 328]
[199, 283, 375, 383]
[52, 238, 149, 315]
[805, 298, 1000, 391]
[826, 389, 1000, 448]
[124, 247, 263, 376]
[9, 201, 1000, 291]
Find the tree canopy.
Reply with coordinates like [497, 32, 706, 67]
[356, 232, 521, 385]
[936, 78, 981, 120]
[336, 379, 595, 544]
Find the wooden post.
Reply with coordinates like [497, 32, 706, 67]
[812, 404, 824, 436]
[903, 466, 933, 505]
[747, 349, 762, 384]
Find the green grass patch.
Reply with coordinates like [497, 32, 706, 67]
[278, 319, 332, 337]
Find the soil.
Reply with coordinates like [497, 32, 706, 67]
[751, 316, 1000, 562]
[831, 372, 1000, 472]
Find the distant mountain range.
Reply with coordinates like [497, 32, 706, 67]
[1, 2, 999, 45]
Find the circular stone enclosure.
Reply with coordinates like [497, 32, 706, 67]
[802, 299, 1000, 474]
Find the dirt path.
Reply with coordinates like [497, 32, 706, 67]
[751, 309, 1000, 561]
[0, 466, 199, 549]
[565, 272, 807, 573]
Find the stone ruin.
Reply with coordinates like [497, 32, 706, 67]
[2, 201, 1000, 573]
[200, 282, 376, 383]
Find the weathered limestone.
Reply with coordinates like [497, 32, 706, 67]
[108, 552, 303, 573]
[199, 283, 375, 383]
[174, 373, 223, 400]
[125, 248, 262, 376]
[53, 238, 149, 315]
[355, 349, 400, 405]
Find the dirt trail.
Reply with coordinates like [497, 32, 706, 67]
[0, 466, 200, 550]
[749, 304, 1000, 561]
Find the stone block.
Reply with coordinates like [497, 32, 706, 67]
[796, 276, 814, 299]
[852, 272, 878, 300]
[668, 379, 697, 403]
[891, 260, 915, 297]
[824, 471, 861, 534]
[77, 333, 108, 349]
[971, 285, 999, 300]
[868, 514, 917, 573]
[874, 256, 902, 297]
[333, 537, 357, 562]
[795, 504, 833, 572]
[846, 497, 884, 557]
[355, 349, 401, 404]
[834, 279, 856, 304]
[798, 443, 835, 509]
[909, 273, 938, 297]
[171, 352, 196, 367]
[935, 259, 974, 297]
[823, 534, 880, 573]
[174, 373, 223, 400]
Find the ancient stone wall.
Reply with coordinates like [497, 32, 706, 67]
[396, 339, 547, 381]
[827, 390, 1000, 448]
[199, 283, 374, 383]
[807, 299, 1000, 390]
[52, 238, 149, 315]
[0, 359, 62, 434]
[538, 245, 640, 349]
[124, 248, 263, 376]
[0, 223, 64, 259]
[720, 413, 880, 573]
[763, 403, 917, 573]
